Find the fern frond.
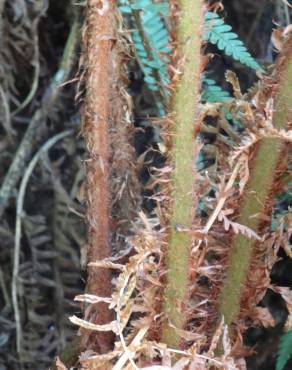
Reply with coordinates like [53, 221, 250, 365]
[201, 77, 232, 103]
[277, 330, 292, 370]
[119, 0, 170, 104]
[201, 78, 241, 126]
[204, 12, 264, 72]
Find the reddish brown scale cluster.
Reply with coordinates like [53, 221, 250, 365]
[187, 225, 234, 344]
[168, 38, 292, 360]
[233, 39, 292, 337]
[237, 149, 291, 335]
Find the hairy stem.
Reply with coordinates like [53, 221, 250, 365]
[81, 0, 140, 354]
[161, 0, 204, 348]
[81, 0, 117, 353]
[218, 38, 292, 328]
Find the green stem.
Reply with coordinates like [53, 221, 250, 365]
[161, 0, 204, 348]
[218, 38, 292, 328]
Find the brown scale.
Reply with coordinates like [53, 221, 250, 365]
[183, 38, 292, 355]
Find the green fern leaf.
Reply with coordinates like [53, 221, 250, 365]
[119, 0, 170, 104]
[204, 12, 264, 73]
[201, 78, 232, 103]
[201, 78, 242, 126]
[276, 330, 292, 370]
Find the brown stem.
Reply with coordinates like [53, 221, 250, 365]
[81, 0, 117, 354]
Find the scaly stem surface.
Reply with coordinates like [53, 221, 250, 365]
[82, 0, 118, 353]
[219, 38, 292, 327]
[162, 0, 204, 348]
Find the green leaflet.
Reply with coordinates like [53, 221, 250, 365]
[119, 3, 264, 115]
[204, 12, 264, 73]
[277, 330, 292, 370]
[119, 0, 170, 113]
[201, 77, 232, 103]
[201, 77, 241, 126]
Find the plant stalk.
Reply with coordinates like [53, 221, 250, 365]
[218, 38, 292, 328]
[162, 0, 204, 348]
[81, 0, 117, 353]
